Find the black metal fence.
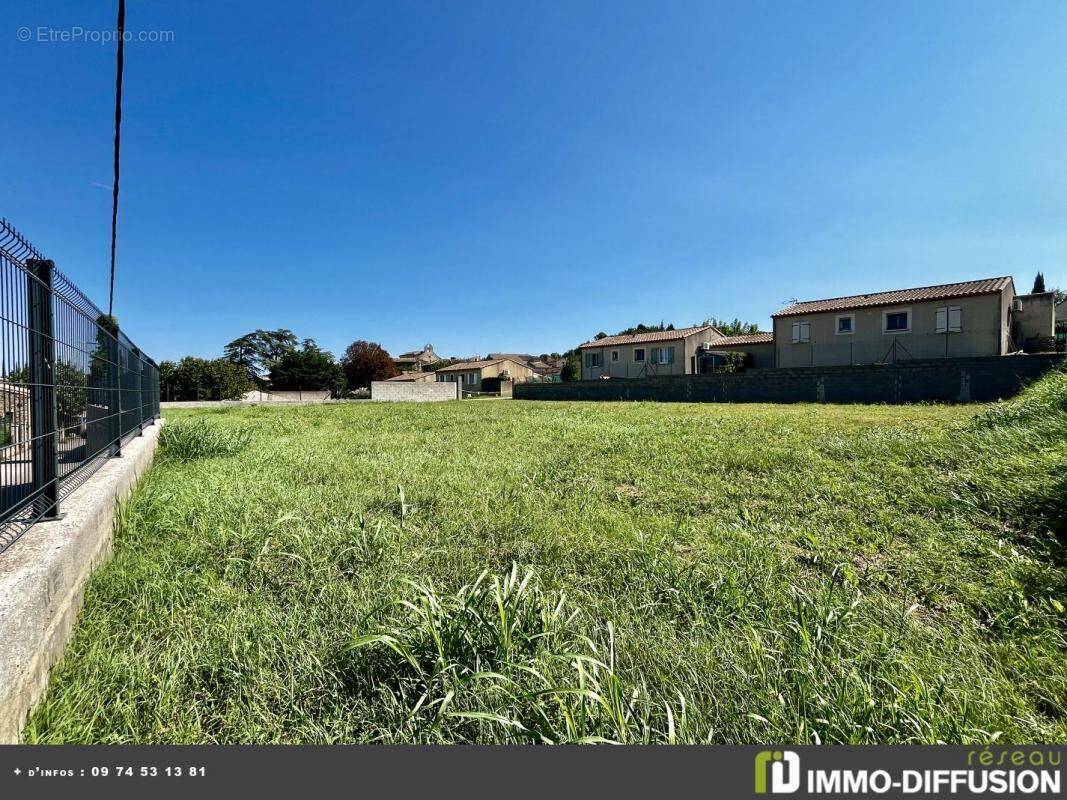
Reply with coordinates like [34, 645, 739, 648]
[0, 218, 159, 554]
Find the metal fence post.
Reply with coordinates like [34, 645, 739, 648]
[113, 331, 123, 457]
[26, 259, 62, 520]
[133, 347, 145, 435]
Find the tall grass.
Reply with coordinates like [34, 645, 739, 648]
[24, 368, 1067, 743]
[158, 418, 252, 462]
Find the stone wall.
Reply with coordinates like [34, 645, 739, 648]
[371, 381, 461, 402]
[514, 355, 1064, 404]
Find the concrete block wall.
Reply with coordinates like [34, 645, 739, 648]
[370, 381, 461, 402]
[514, 355, 1064, 404]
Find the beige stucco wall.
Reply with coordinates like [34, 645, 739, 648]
[774, 291, 1011, 368]
[581, 330, 721, 379]
[1013, 293, 1056, 348]
[437, 359, 535, 392]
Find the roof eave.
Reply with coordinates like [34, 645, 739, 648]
[771, 287, 1009, 318]
[578, 326, 712, 348]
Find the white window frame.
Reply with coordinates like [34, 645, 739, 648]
[791, 321, 811, 343]
[584, 351, 603, 369]
[652, 346, 672, 365]
[633, 348, 645, 362]
[935, 305, 962, 334]
[611, 349, 619, 361]
[835, 314, 855, 335]
[882, 308, 911, 334]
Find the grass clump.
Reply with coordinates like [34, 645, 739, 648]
[348, 564, 654, 743]
[158, 418, 252, 462]
[23, 367, 1067, 744]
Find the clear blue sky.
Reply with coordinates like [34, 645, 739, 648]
[4, 1, 1066, 362]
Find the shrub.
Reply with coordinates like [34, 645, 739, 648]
[718, 351, 749, 373]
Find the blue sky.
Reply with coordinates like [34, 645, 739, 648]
[3, 1, 1066, 362]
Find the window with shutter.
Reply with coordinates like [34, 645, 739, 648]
[792, 322, 811, 343]
[948, 306, 962, 332]
[935, 306, 961, 333]
[666, 346, 675, 364]
[650, 347, 660, 363]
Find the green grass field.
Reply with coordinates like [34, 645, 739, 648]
[25, 370, 1067, 744]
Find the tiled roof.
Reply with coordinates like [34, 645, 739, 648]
[386, 372, 433, 381]
[772, 277, 1014, 318]
[579, 325, 716, 349]
[487, 353, 536, 363]
[396, 345, 435, 359]
[714, 332, 773, 346]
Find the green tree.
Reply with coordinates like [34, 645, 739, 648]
[610, 322, 673, 337]
[1032, 272, 1047, 293]
[561, 353, 581, 382]
[341, 340, 399, 389]
[224, 329, 298, 381]
[703, 317, 761, 336]
[269, 340, 345, 396]
[160, 357, 252, 401]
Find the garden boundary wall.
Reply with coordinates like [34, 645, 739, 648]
[514, 355, 1065, 404]
[371, 381, 462, 402]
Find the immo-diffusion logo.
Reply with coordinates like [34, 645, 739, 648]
[753, 748, 1062, 796]
[754, 750, 801, 794]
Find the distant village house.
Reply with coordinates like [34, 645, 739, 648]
[435, 357, 536, 392]
[394, 344, 441, 372]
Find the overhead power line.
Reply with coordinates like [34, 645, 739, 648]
[108, 0, 126, 318]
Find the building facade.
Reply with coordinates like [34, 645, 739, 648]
[434, 357, 536, 392]
[394, 344, 442, 371]
[772, 277, 1017, 368]
[578, 326, 727, 380]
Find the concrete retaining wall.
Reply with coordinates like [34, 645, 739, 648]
[161, 399, 359, 410]
[0, 421, 163, 743]
[371, 381, 461, 402]
[242, 389, 331, 403]
[514, 355, 1064, 404]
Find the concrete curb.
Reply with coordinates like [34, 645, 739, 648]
[161, 400, 363, 409]
[0, 420, 164, 743]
